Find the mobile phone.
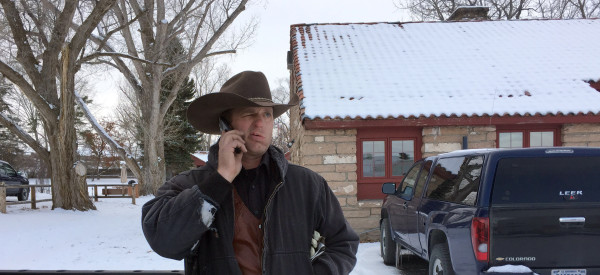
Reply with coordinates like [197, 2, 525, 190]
[219, 117, 241, 154]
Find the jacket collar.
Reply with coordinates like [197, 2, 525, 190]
[207, 141, 288, 181]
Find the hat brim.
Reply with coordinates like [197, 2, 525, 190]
[187, 93, 296, 134]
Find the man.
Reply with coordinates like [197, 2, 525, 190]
[141, 71, 359, 275]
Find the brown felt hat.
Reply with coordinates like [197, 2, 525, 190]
[187, 71, 297, 134]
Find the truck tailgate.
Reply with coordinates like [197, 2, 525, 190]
[489, 155, 600, 269]
[490, 204, 600, 268]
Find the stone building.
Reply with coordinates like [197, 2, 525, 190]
[287, 19, 600, 241]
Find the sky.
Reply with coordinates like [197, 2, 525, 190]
[0, 178, 534, 274]
[90, 0, 409, 117]
[227, 0, 409, 85]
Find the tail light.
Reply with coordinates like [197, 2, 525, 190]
[471, 217, 489, 262]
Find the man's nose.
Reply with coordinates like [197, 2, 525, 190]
[253, 115, 266, 127]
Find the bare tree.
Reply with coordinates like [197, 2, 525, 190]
[394, 0, 598, 20]
[81, 0, 255, 194]
[192, 58, 231, 150]
[271, 77, 292, 153]
[0, 0, 116, 210]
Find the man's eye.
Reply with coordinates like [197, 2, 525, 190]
[265, 113, 272, 118]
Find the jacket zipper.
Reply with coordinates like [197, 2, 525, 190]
[261, 179, 284, 274]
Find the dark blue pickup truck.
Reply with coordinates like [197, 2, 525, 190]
[380, 147, 600, 275]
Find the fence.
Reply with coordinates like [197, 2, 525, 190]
[0, 181, 139, 213]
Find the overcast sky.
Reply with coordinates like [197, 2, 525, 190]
[228, 0, 409, 87]
[90, 0, 409, 117]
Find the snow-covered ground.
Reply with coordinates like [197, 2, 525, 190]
[0, 178, 399, 274]
[1, 178, 533, 274]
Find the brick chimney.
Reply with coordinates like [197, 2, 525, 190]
[447, 6, 490, 21]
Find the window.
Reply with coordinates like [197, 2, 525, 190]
[529, 131, 554, 147]
[498, 132, 523, 148]
[492, 156, 600, 204]
[396, 161, 424, 198]
[357, 127, 422, 200]
[362, 140, 415, 178]
[425, 156, 483, 205]
[362, 141, 385, 177]
[392, 140, 415, 176]
[497, 125, 560, 148]
[414, 160, 433, 199]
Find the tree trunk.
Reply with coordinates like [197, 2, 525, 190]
[51, 46, 95, 211]
[140, 117, 166, 195]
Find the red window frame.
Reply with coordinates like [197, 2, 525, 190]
[496, 124, 561, 148]
[357, 127, 422, 200]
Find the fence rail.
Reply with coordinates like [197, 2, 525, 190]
[0, 181, 139, 213]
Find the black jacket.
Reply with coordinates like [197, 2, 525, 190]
[142, 145, 359, 274]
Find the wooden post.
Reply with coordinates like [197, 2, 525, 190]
[31, 186, 37, 209]
[120, 161, 127, 183]
[94, 185, 98, 202]
[0, 182, 6, 214]
[129, 185, 135, 205]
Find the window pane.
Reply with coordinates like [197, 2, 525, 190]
[492, 156, 600, 204]
[530, 131, 554, 147]
[426, 156, 483, 205]
[414, 160, 433, 199]
[363, 141, 385, 177]
[499, 132, 523, 148]
[397, 161, 423, 196]
[391, 140, 415, 176]
[541, 132, 553, 146]
[530, 132, 541, 147]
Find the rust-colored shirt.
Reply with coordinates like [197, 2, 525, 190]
[233, 189, 264, 275]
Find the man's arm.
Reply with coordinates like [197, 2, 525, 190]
[141, 170, 232, 260]
[312, 179, 359, 274]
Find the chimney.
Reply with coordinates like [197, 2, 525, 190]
[447, 6, 490, 21]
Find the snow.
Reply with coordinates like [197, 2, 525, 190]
[192, 151, 209, 162]
[487, 265, 535, 273]
[291, 19, 600, 120]
[75, 93, 124, 151]
[0, 178, 393, 274]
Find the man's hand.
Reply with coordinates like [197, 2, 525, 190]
[217, 130, 246, 182]
[310, 231, 326, 262]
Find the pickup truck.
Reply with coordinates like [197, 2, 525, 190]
[380, 147, 600, 275]
[0, 160, 29, 201]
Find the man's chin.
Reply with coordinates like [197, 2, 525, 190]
[246, 144, 269, 156]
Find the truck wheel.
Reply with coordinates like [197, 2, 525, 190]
[380, 218, 396, 265]
[18, 188, 29, 201]
[429, 243, 455, 275]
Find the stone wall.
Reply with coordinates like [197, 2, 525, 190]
[422, 126, 497, 157]
[289, 114, 381, 240]
[288, 122, 600, 242]
[562, 123, 600, 147]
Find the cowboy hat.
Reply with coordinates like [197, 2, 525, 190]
[187, 71, 297, 134]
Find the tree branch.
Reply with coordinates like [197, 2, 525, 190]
[69, 0, 116, 58]
[0, 60, 56, 122]
[0, 111, 50, 163]
[81, 51, 173, 67]
[0, 0, 43, 88]
[74, 93, 142, 183]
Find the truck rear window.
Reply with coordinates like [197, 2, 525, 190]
[492, 156, 600, 204]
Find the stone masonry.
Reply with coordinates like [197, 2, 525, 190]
[422, 126, 497, 157]
[288, 119, 599, 242]
[290, 125, 381, 241]
[562, 123, 600, 147]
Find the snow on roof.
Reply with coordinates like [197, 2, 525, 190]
[192, 151, 209, 162]
[290, 19, 600, 120]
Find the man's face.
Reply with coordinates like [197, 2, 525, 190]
[229, 106, 274, 158]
